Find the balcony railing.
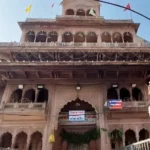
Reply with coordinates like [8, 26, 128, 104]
[0, 42, 150, 48]
[120, 138, 150, 150]
[0, 102, 46, 109]
[0, 148, 17, 150]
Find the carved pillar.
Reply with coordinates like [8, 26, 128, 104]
[122, 132, 125, 147]
[111, 35, 113, 43]
[35, 89, 39, 102]
[34, 34, 37, 42]
[99, 114, 106, 150]
[122, 35, 124, 43]
[97, 35, 101, 44]
[58, 34, 62, 43]
[11, 133, 16, 148]
[26, 133, 31, 150]
[135, 126, 139, 142]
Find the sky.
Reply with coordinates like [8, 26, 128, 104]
[0, 0, 150, 42]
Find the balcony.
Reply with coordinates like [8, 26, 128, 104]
[0, 102, 46, 121]
[0, 42, 150, 49]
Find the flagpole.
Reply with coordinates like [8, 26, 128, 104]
[99, 0, 150, 20]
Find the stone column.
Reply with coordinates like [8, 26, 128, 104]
[122, 35, 124, 43]
[43, 85, 56, 150]
[26, 132, 31, 150]
[122, 131, 125, 147]
[58, 34, 62, 43]
[11, 133, 16, 148]
[97, 35, 101, 44]
[99, 114, 106, 150]
[34, 89, 39, 103]
[34, 34, 37, 42]
[135, 126, 139, 142]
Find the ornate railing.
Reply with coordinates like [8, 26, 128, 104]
[0, 148, 17, 150]
[0, 102, 46, 109]
[120, 138, 150, 150]
[0, 42, 150, 48]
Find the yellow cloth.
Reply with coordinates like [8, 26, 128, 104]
[25, 4, 32, 13]
[49, 133, 55, 143]
[89, 8, 96, 16]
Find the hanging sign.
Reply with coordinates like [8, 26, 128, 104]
[69, 110, 85, 122]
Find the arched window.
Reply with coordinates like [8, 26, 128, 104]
[47, 31, 58, 42]
[0, 132, 12, 148]
[24, 89, 35, 102]
[112, 32, 123, 43]
[86, 9, 96, 16]
[37, 88, 48, 103]
[10, 89, 22, 103]
[107, 88, 118, 99]
[86, 32, 97, 43]
[36, 31, 47, 42]
[65, 9, 74, 15]
[120, 88, 130, 101]
[124, 32, 133, 43]
[30, 132, 42, 150]
[25, 31, 35, 42]
[74, 32, 85, 43]
[125, 130, 136, 146]
[101, 32, 111, 43]
[132, 87, 143, 101]
[14, 132, 27, 149]
[139, 129, 149, 141]
[76, 9, 85, 16]
[62, 32, 73, 42]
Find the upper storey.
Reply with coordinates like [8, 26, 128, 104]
[61, 0, 100, 16]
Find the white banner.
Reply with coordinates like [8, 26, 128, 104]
[69, 114, 85, 122]
[69, 110, 85, 116]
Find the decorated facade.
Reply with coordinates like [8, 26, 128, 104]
[0, 0, 150, 150]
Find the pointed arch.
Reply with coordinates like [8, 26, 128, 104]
[47, 31, 58, 42]
[59, 98, 96, 113]
[86, 9, 96, 16]
[123, 32, 133, 43]
[25, 31, 35, 42]
[112, 32, 123, 43]
[125, 129, 136, 146]
[10, 89, 22, 103]
[101, 32, 111, 43]
[86, 32, 97, 43]
[65, 9, 74, 15]
[37, 88, 48, 103]
[30, 131, 42, 150]
[36, 31, 47, 42]
[76, 9, 85, 16]
[132, 87, 143, 101]
[24, 89, 35, 102]
[139, 129, 149, 141]
[14, 132, 27, 150]
[74, 32, 85, 43]
[62, 32, 73, 42]
[0, 132, 12, 148]
[120, 88, 130, 101]
[107, 88, 118, 99]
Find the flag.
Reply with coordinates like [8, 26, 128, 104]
[89, 8, 96, 16]
[108, 100, 123, 110]
[124, 3, 131, 11]
[51, 3, 54, 8]
[25, 4, 32, 13]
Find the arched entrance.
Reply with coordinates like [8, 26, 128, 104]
[54, 98, 98, 150]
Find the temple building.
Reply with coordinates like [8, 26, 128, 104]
[0, 0, 150, 150]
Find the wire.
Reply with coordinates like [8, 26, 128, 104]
[99, 0, 150, 21]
